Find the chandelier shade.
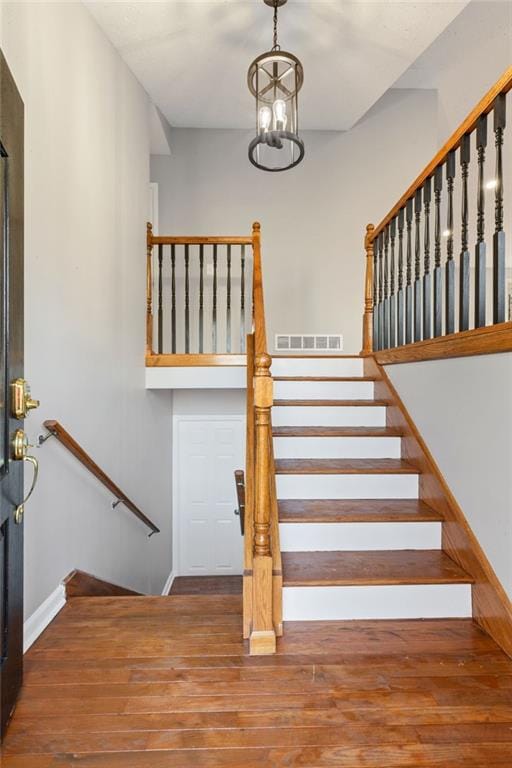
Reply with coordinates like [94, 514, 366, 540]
[247, 1, 304, 172]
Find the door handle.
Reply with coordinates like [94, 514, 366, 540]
[12, 429, 39, 524]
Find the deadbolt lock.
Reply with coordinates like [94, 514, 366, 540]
[11, 378, 40, 420]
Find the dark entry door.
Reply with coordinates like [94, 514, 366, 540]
[0, 49, 38, 738]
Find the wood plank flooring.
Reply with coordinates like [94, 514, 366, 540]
[4, 594, 512, 766]
[170, 576, 243, 596]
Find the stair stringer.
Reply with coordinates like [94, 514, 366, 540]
[365, 355, 512, 658]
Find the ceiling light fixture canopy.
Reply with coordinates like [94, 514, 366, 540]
[247, 0, 304, 172]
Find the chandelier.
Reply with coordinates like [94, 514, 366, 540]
[247, 0, 304, 172]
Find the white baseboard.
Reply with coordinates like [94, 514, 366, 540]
[161, 570, 175, 596]
[24, 583, 66, 653]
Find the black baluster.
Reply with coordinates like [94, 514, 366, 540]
[184, 244, 190, 353]
[212, 244, 218, 352]
[199, 244, 204, 353]
[240, 245, 246, 353]
[226, 244, 232, 353]
[389, 218, 396, 348]
[445, 150, 456, 334]
[157, 244, 163, 353]
[459, 134, 471, 331]
[383, 226, 389, 349]
[171, 243, 176, 353]
[405, 199, 413, 344]
[433, 165, 443, 337]
[475, 114, 487, 329]
[414, 188, 422, 341]
[397, 208, 405, 346]
[423, 177, 432, 340]
[493, 93, 506, 324]
[378, 233, 384, 351]
[373, 233, 379, 350]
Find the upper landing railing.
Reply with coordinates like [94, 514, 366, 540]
[362, 67, 512, 364]
[146, 225, 255, 365]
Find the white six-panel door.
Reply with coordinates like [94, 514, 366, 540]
[174, 416, 244, 576]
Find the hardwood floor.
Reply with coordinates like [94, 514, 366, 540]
[169, 576, 243, 595]
[4, 594, 512, 766]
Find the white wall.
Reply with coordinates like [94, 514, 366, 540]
[386, 355, 512, 600]
[1, 1, 173, 618]
[395, 1, 512, 143]
[151, 88, 438, 354]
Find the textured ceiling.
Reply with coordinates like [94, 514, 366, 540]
[86, 1, 469, 131]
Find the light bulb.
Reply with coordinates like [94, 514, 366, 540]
[486, 178, 498, 190]
[258, 106, 272, 133]
[273, 99, 287, 130]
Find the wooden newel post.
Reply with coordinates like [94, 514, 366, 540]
[250, 352, 276, 655]
[146, 222, 154, 356]
[362, 223, 375, 355]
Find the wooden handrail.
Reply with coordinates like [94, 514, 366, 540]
[42, 420, 160, 536]
[149, 235, 252, 246]
[370, 66, 512, 242]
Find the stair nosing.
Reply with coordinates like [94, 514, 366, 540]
[274, 376, 377, 382]
[272, 427, 402, 437]
[274, 399, 388, 407]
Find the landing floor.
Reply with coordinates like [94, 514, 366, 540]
[3, 594, 512, 766]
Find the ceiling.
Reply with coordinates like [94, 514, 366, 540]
[85, 1, 470, 131]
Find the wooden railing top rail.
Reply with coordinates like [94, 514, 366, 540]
[371, 65, 512, 241]
[251, 222, 268, 355]
[148, 233, 253, 246]
[42, 420, 160, 536]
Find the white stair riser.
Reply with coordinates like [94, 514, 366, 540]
[279, 522, 442, 551]
[271, 358, 364, 378]
[274, 436, 401, 459]
[274, 381, 374, 401]
[283, 584, 472, 621]
[273, 406, 386, 427]
[277, 473, 418, 499]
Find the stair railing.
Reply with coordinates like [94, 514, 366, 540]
[243, 222, 282, 655]
[39, 420, 160, 536]
[362, 66, 512, 363]
[146, 225, 253, 361]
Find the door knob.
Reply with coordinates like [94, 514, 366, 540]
[12, 429, 39, 524]
[11, 378, 40, 420]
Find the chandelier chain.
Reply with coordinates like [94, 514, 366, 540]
[272, 1, 280, 50]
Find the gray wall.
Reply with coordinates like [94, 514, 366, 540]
[151, 88, 438, 355]
[1, 1, 173, 617]
[387, 355, 512, 600]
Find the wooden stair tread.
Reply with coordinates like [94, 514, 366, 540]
[278, 499, 443, 523]
[282, 550, 474, 586]
[274, 376, 377, 382]
[273, 426, 402, 437]
[275, 458, 418, 474]
[274, 399, 388, 407]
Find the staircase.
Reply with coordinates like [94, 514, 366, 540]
[271, 355, 473, 622]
